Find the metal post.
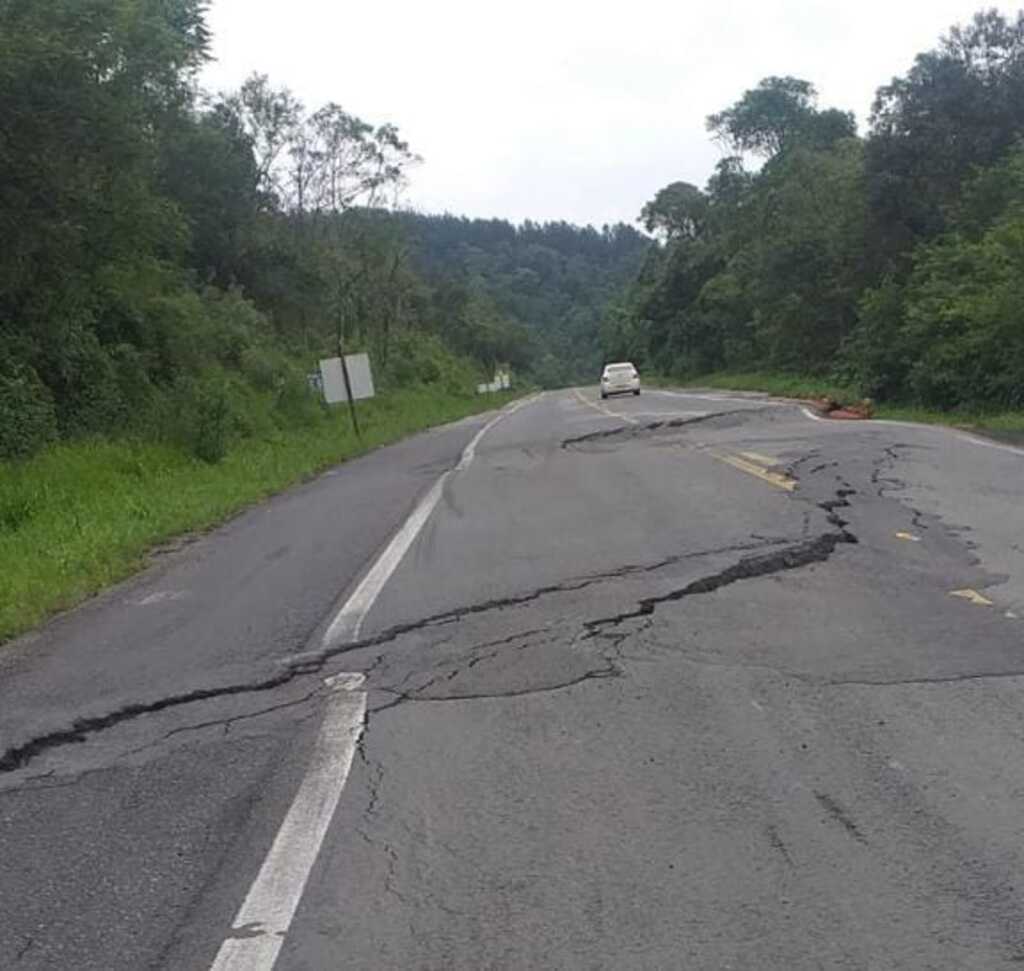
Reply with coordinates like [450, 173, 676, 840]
[337, 332, 362, 442]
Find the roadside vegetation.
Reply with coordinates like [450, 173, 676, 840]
[0, 1, 635, 640]
[0, 386, 518, 644]
[6, 2, 1024, 641]
[605, 10, 1024, 422]
[648, 372, 1024, 443]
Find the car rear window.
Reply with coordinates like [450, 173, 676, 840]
[606, 364, 634, 372]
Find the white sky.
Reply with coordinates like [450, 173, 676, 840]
[202, 0, 1018, 228]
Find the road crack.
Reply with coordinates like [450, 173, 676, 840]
[0, 538, 794, 776]
[561, 408, 764, 450]
[584, 530, 855, 636]
[814, 791, 868, 844]
[370, 663, 621, 713]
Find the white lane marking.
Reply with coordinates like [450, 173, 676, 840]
[322, 395, 536, 646]
[951, 430, 1024, 457]
[572, 388, 639, 425]
[209, 678, 367, 971]
[133, 590, 187, 606]
[324, 672, 366, 691]
[801, 406, 1024, 457]
[209, 395, 535, 971]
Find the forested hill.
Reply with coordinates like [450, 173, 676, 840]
[394, 214, 651, 386]
[0, 1, 644, 464]
[611, 9, 1024, 410]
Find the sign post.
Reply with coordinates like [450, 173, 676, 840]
[318, 351, 376, 443]
[337, 335, 361, 441]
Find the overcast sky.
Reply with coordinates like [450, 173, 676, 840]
[201, 0, 1017, 229]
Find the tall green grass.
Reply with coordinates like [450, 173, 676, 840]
[0, 387, 518, 643]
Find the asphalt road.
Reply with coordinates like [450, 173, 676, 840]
[3, 387, 1024, 969]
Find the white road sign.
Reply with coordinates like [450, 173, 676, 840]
[319, 354, 376, 405]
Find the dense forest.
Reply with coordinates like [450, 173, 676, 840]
[394, 214, 649, 387]
[0, 0, 644, 462]
[5, 2, 1024, 467]
[609, 9, 1024, 409]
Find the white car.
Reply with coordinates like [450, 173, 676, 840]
[600, 362, 641, 399]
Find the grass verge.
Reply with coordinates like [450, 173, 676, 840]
[648, 371, 1024, 445]
[0, 386, 520, 644]
[646, 371, 862, 403]
[871, 405, 1024, 445]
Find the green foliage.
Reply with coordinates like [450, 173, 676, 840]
[384, 332, 480, 394]
[866, 10, 1024, 259]
[843, 144, 1024, 408]
[900, 221, 1024, 408]
[837, 280, 908, 399]
[707, 76, 856, 158]
[640, 182, 707, 240]
[273, 370, 323, 428]
[0, 363, 58, 460]
[0, 387, 520, 643]
[396, 214, 650, 383]
[190, 381, 232, 463]
[621, 12, 1024, 412]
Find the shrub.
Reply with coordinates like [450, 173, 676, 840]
[385, 332, 478, 395]
[191, 381, 232, 464]
[0, 363, 58, 460]
[274, 369, 323, 428]
[42, 326, 127, 437]
[202, 287, 271, 367]
[240, 346, 286, 391]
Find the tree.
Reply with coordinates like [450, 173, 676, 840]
[0, 0, 210, 437]
[707, 76, 853, 158]
[866, 9, 1024, 256]
[305, 106, 419, 215]
[844, 143, 1024, 407]
[227, 74, 303, 206]
[157, 102, 261, 285]
[640, 182, 707, 240]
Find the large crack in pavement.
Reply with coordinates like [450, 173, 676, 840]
[0, 671, 301, 775]
[0, 459, 862, 780]
[0, 537, 790, 777]
[584, 529, 856, 635]
[583, 478, 858, 635]
[561, 407, 768, 450]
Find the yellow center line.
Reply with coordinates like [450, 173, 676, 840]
[572, 389, 639, 425]
[738, 451, 780, 467]
[711, 451, 797, 491]
[949, 588, 994, 606]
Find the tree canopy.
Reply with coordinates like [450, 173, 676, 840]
[0, 0, 648, 460]
[611, 7, 1024, 411]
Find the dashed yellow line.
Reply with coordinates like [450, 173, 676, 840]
[711, 451, 796, 491]
[949, 588, 994, 607]
[739, 450, 780, 467]
[572, 389, 639, 425]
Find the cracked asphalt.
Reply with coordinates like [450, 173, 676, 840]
[3, 387, 1024, 969]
